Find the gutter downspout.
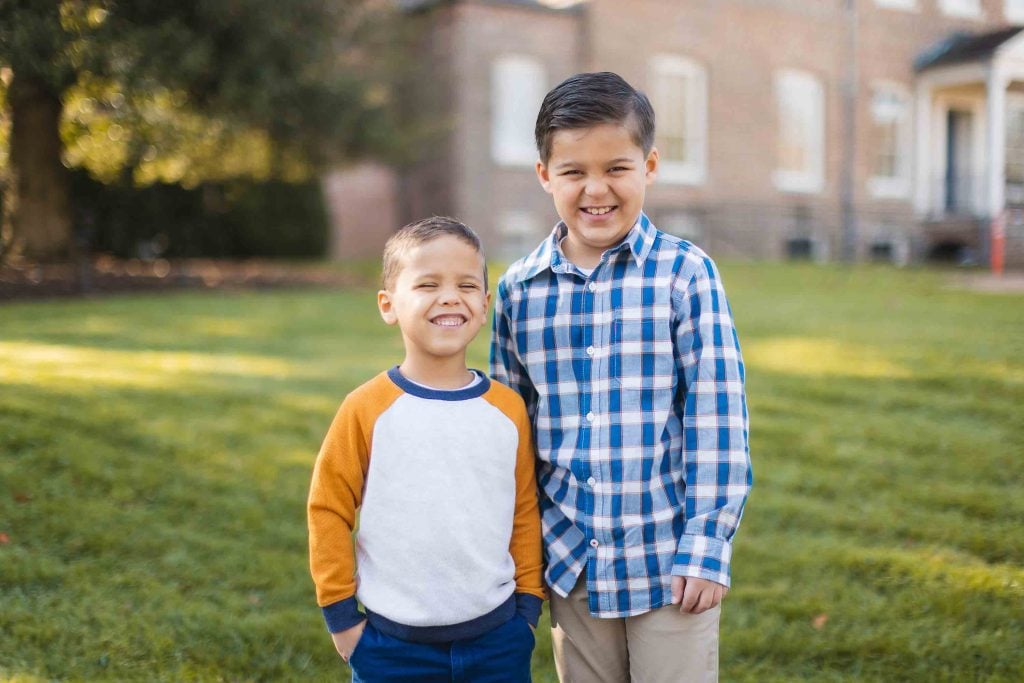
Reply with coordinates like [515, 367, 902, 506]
[840, 0, 860, 263]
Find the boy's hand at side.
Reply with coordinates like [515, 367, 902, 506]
[331, 620, 366, 662]
[671, 576, 728, 614]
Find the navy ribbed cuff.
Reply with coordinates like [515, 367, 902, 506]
[515, 593, 543, 628]
[322, 597, 364, 633]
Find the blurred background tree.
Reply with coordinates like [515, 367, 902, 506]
[0, 0, 404, 262]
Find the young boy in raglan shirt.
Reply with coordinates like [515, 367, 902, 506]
[491, 72, 753, 682]
[309, 217, 545, 682]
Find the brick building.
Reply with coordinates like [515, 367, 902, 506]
[325, 0, 1024, 267]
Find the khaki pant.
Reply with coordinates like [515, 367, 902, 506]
[550, 576, 720, 683]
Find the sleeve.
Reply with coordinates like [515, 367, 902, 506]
[508, 401, 546, 627]
[307, 397, 371, 633]
[489, 278, 538, 416]
[670, 255, 753, 587]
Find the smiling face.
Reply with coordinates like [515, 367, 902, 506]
[377, 234, 490, 373]
[537, 122, 658, 269]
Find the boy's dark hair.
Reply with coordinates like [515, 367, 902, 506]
[535, 71, 656, 163]
[381, 216, 488, 291]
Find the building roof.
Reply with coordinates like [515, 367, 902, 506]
[915, 26, 1024, 72]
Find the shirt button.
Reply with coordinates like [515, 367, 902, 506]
[586, 412, 595, 422]
[590, 539, 599, 548]
[587, 476, 597, 487]
[586, 346, 595, 356]
[587, 282, 597, 292]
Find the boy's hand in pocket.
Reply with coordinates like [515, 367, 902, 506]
[332, 620, 366, 662]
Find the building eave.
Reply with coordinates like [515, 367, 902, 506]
[915, 26, 1024, 72]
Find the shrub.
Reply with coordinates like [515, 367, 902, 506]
[71, 172, 329, 259]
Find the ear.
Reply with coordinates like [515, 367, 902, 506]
[484, 289, 493, 312]
[644, 146, 659, 186]
[377, 290, 398, 325]
[536, 160, 553, 194]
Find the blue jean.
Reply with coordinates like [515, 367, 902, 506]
[349, 613, 535, 683]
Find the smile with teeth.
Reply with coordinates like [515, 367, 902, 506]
[431, 315, 466, 327]
[582, 206, 615, 215]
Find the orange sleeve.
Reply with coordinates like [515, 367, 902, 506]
[497, 390, 546, 601]
[307, 375, 400, 608]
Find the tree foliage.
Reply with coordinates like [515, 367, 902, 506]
[3, 0, 402, 161]
[0, 0, 407, 259]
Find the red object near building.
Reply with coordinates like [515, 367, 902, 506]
[991, 211, 1006, 276]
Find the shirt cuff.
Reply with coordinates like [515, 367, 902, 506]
[673, 534, 733, 587]
[321, 597, 364, 633]
[515, 593, 543, 628]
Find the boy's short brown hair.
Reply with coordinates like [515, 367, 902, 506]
[534, 71, 655, 164]
[381, 216, 487, 291]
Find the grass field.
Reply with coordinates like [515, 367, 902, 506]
[1, 263, 1022, 681]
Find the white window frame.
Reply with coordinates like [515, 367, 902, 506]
[491, 55, 545, 167]
[773, 69, 825, 194]
[868, 82, 913, 199]
[1007, 0, 1024, 22]
[939, 0, 981, 18]
[873, 0, 917, 11]
[648, 55, 708, 186]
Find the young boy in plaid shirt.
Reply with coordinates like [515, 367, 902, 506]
[490, 72, 753, 682]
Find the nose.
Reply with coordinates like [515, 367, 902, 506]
[437, 284, 460, 304]
[583, 175, 608, 198]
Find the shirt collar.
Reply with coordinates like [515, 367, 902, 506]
[516, 211, 657, 282]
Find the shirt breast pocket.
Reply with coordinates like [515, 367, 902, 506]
[610, 306, 676, 393]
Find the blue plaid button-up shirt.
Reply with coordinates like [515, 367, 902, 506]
[490, 213, 752, 618]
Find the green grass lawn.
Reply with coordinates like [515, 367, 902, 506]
[1, 263, 1022, 681]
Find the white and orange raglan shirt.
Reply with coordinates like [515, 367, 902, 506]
[307, 367, 546, 643]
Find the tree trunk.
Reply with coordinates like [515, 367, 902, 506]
[6, 74, 72, 261]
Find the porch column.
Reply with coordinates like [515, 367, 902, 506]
[986, 64, 1007, 217]
[914, 79, 932, 215]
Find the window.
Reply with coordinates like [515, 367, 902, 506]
[648, 55, 708, 185]
[873, 0, 916, 10]
[939, 0, 981, 18]
[868, 84, 911, 198]
[1007, 0, 1024, 22]
[773, 69, 824, 194]
[491, 55, 545, 166]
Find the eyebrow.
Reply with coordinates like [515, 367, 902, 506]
[554, 157, 636, 170]
[414, 272, 483, 281]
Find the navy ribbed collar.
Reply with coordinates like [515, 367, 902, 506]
[387, 366, 490, 401]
